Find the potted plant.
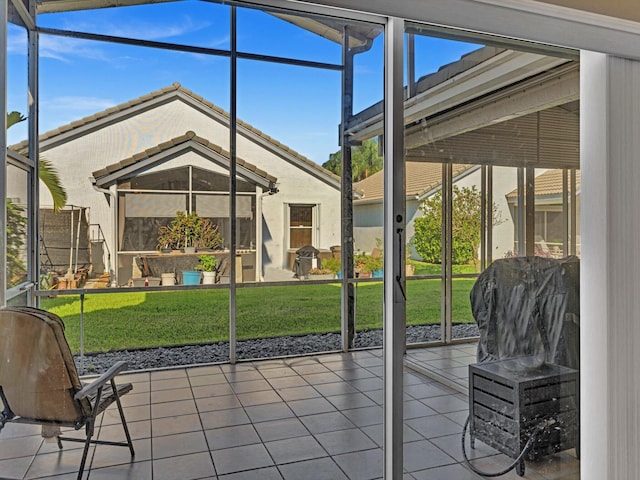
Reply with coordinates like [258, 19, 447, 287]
[320, 257, 341, 279]
[181, 270, 201, 285]
[355, 252, 383, 278]
[193, 219, 224, 251]
[307, 268, 334, 280]
[354, 252, 369, 278]
[157, 211, 224, 253]
[195, 254, 217, 284]
[365, 254, 384, 278]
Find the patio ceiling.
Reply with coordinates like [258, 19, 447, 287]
[345, 45, 579, 169]
[406, 104, 579, 169]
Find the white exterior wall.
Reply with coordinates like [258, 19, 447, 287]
[36, 96, 341, 278]
[452, 168, 516, 259]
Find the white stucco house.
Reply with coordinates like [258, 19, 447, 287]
[18, 83, 342, 285]
[353, 162, 509, 258]
[354, 164, 581, 261]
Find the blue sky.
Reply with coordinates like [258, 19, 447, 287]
[7, 1, 481, 164]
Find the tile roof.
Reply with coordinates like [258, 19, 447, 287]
[91, 130, 278, 190]
[12, 82, 339, 185]
[353, 162, 477, 203]
[506, 169, 581, 198]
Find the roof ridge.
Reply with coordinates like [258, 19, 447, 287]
[12, 82, 339, 184]
[92, 130, 278, 185]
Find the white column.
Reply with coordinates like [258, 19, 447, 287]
[383, 16, 404, 480]
[581, 51, 640, 480]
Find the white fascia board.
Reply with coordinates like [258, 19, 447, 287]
[347, 51, 570, 141]
[298, 0, 640, 60]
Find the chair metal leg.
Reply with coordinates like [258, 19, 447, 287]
[111, 379, 135, 456]
[76, 421, 94, 480]
[0, 387, 15, 432]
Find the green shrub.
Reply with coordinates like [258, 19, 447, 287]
[321, 257, 341, 273]
[157, 211, 224, 250]
[194, 254, 217, 272]
[414, 185, 501, 266]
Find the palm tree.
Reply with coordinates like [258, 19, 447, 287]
[7, 111, 67, 212]
[322, 138, 383, 182]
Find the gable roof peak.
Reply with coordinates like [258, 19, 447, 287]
[12, 83, 340, 189]
[91, 130, 279, 190]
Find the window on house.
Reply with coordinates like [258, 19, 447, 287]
[289, 204, 314, 249]
[535, 210, 564, 252]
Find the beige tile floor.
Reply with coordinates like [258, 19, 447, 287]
[0, 346, 579, 479]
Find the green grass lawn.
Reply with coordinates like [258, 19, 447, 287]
[41, 276, 477, 354]
[411, 260, 478, 276]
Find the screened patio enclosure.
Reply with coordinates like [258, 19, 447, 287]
[23, 0, 640, 478]
[2, 0, 581, 358]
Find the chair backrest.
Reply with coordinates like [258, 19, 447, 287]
[0, 307, 91, 425]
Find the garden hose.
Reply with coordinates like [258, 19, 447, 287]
[461, 415, 557, 477]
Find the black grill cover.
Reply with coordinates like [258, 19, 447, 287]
[292, 245, 320, 278]
[470, 256, 579, 370]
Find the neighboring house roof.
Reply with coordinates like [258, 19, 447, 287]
[346, 47, 505, 132]
[91, 131, 279, 193]
[505, 169, 581, 200]
[353, 162, 477, 204]
[12, 82, 341, 189]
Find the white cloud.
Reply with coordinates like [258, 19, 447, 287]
[65, 15, 212, 42]
[206, 34, 230, 49]
[41, 96, 117, 112]
[7, 27, 27, 54]
[39, 35, 111, 63]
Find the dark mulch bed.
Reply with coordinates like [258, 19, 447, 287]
[74, 323, 479, 375]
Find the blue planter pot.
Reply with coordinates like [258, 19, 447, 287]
[336, 271, 343, 279]
[182, 271, 201, 285]
[372, 269, 383, 278]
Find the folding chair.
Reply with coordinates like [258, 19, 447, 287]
[0, 306, 135, 480]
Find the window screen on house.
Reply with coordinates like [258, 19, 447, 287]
[118, 167, 258, 252]
[120, 193, 187, 251]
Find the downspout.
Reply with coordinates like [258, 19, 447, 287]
[91, 181, 117, 286]
[256, 185, 263, 282]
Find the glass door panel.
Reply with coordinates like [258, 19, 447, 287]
[234, 6, 345, 361]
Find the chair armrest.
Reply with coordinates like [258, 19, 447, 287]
[74, 361, 129, 400]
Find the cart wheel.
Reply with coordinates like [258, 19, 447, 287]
[516, 460, 525, 477]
